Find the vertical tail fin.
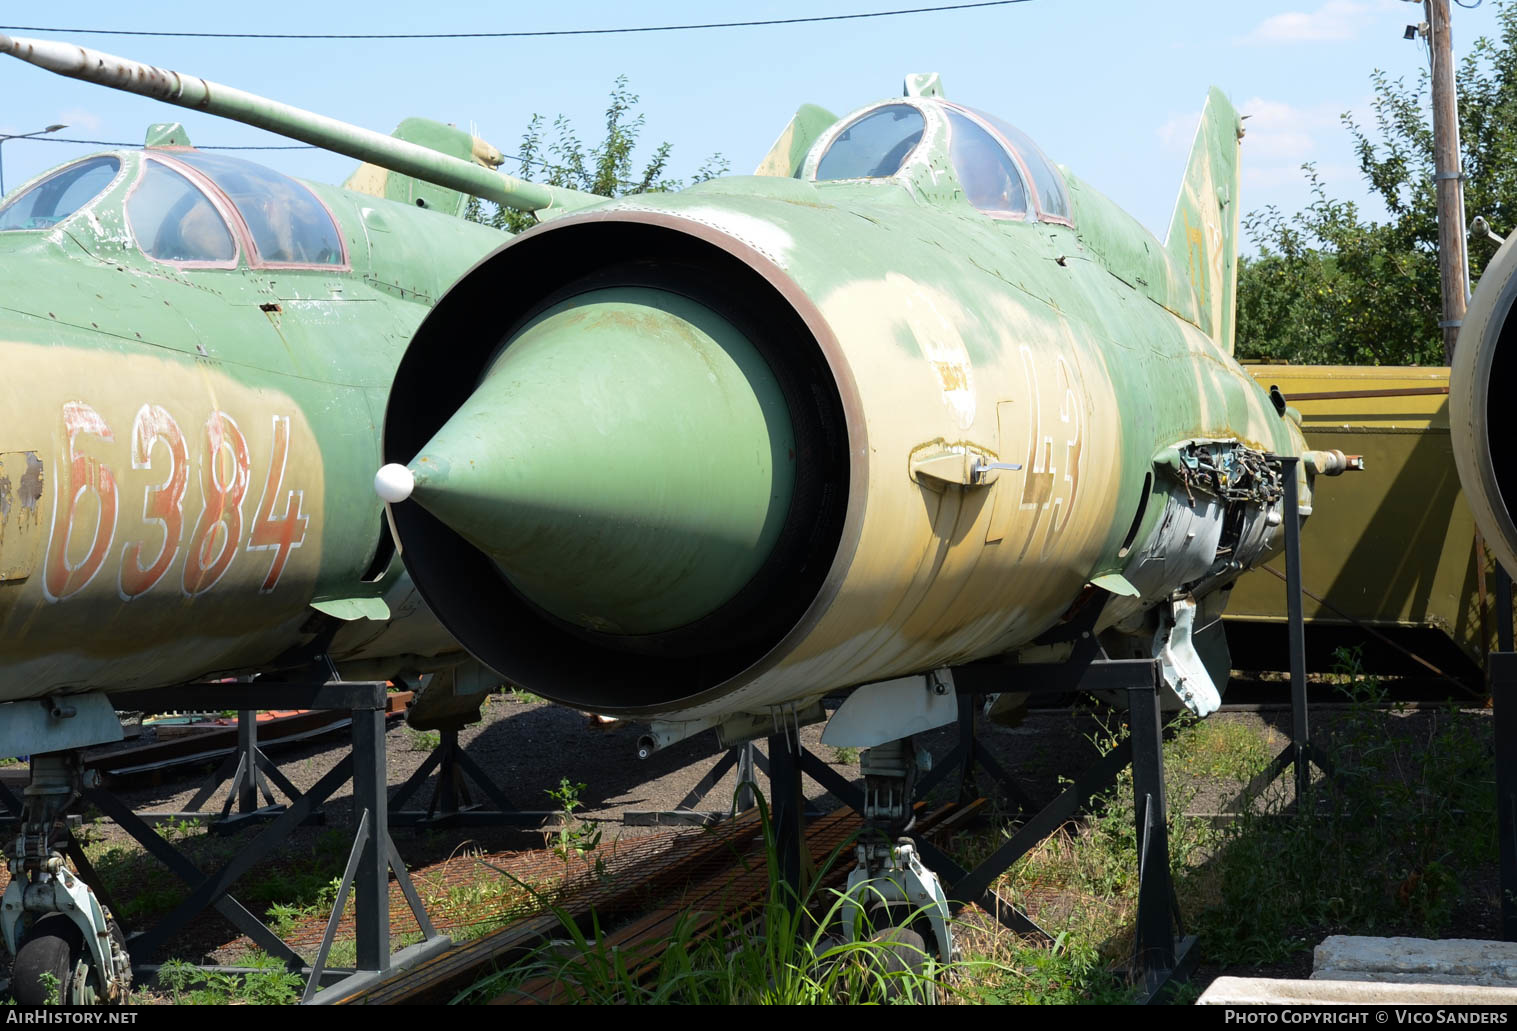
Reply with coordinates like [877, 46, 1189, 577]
[1165, 88, 1243, 355]
[342, 117, 504, 219]
[754, 103, 838, 177]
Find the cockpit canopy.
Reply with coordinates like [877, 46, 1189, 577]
[0, 148, 345, 267]
[0, 156, 121, 231]
[807, 97, 1071, 224]
[169, 151, 344, 266]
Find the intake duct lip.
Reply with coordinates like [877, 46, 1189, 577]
[383, 211, 866, 716]
[1453, 232, 1517, 580]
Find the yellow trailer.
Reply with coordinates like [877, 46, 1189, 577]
[1227, 364, 1495, 682]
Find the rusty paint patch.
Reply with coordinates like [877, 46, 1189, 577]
[932, 361, 969, 393]
[18, 452, 42, 517]
[0, 452, 45, 582]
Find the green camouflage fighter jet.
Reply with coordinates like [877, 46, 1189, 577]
[6, 35, 1360, 978]
[0, 32, 609, 1003]
[375, 77, 1362, 961]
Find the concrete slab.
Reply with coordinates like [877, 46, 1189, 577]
[1198, 976, 1517, 1005]
[1315, 935, 1517, 987]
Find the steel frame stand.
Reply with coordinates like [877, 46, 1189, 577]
[149, 710, 320, 835]
[94, 681, 448, 1003]
[624, 739, 860, 827]
[769, 723, 806, 906]
[1497, 566, 1514, 655]
[624, 742, 759, 826]
[940, 658, 1196, 1001]
[915, 694, 1038, 811]
[1493, 651, 1517, 943]
[387, 725, 555, 828]
[1224, 457, 1334, 816]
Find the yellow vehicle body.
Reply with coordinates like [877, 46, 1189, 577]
[1226, 363, 1492, 678]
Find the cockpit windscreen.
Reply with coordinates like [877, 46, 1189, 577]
[0, 157, 121, 232]
[816, 105, 925, 182]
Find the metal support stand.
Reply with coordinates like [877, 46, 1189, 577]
[769, 723, 806, 906]
[1493, 652, 1517, 943]
[1497, 566, 1514, 655]
[1225, 457, 1334, 815]
[94, 681, 448, 1003]
[939, 658, 1196, 1000]
[159, 710, 317, 835]
[624, 742, 760, 826]
[387, 726, 553, 828]
[1127, 672, 1192, 1001]
[916, 694, 1037, 811]
[624, 739, 859, 826]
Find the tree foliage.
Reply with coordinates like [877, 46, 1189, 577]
[1236, 1, 1517, 366]
[467, 76, 729, 233]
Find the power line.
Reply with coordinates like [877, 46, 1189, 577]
[19, 133, 673, 190]
[27, 136, 315, 150]
[0, 1, 1032, 40]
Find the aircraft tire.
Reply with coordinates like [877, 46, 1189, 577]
[12, 915, 89, 1005]
[865, 925, 931, 1000]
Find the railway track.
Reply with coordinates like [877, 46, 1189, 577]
[326, 799, 984, 1005]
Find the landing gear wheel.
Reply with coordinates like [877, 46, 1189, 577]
[867, 925, 929, 978]
[12, 915, 94, 1006]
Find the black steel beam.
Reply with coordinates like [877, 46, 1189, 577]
[114, 681, 387, 714]
[1494, 651, 1517, 942]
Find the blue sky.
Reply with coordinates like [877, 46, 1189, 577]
[0, 1, 1505, 248]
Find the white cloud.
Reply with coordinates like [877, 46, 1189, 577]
[1158, 97, 1350, 161]
[1157, 110, 1201, 153]
[1237, 97, 1349, 161]
[1241, 0, 1401, 45]
[57, 108, 103, 132]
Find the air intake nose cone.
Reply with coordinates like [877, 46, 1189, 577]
[403, 286, 796, 636]
[374, 463, 415, 503]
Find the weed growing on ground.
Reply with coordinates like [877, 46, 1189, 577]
[830, 746, 860, 766]
[1168, 711, 1273, 782]
[456, 797, 999, 1004]
[412, 843, 550, 942]
[406, 728, 442, 752]
[87, 822, 350, 930]
[155, 952, 301, 1005]
[159, 816, 204, 842]
[1186, 648, 1495, 964]
[963, 931, 1130, 1004]
[953, 671, 1493, 995]
[544, 778, 603, 872]
[951, 708, 1230, 1003]
[265, 876, 343, 936]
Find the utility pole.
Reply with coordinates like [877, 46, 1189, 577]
[1427, 0, 1469, 364]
